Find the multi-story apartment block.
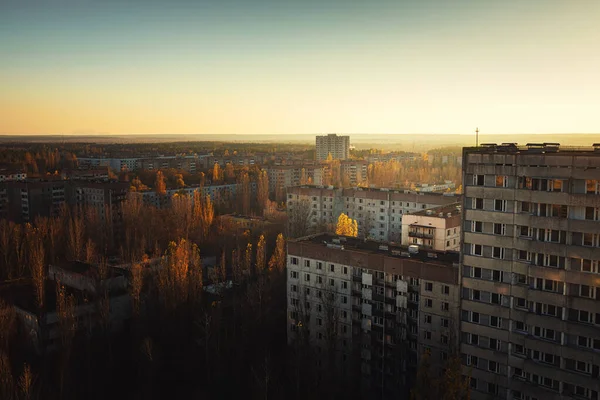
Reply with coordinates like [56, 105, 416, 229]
[339, 160, 368, 186]
[135, 182, 257, 209]
[461, 142, 600, 400]
[286, 185, 460, 241]
[401, 203, 461, 251]
[316, 134, 350, 161]
[0, 179, 66, 223]
[66, 181, 129, 225]
[266, 165, 325, 197]
[0, 168, 27, 182]
[287, 233, 460, 398]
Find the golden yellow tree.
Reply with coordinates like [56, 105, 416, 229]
[268, 233, 286, 272]
[256, 235, 266, 273]
[335, 213, 358, 237]
[155, 171, 167, 195]
[212, 163, 221, 184]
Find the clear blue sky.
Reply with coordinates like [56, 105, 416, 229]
[1, 0, 599, 135]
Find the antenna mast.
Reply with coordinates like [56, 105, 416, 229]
[475, 127, 479, 147]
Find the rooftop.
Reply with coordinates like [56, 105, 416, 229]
[411, 202, 462, 218]
[293, 233, 459, 265]
[466, 143, 600, 154]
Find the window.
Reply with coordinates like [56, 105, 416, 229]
[471, 244, 483, 256]
[425, 299, 432, 308]
[489, 338, 501, 351]
[304, 260, 310, 267]
[424, 314, 432, 324]
[342, 266, 348, 275]
[466, 355, 478, 366]
[291, 257, 298, 265]
[470, 312, 480, 323]
[291, 284, 297, 292]
[515, 297, 527, 309]
[305, 287, 310, 296]
[442, 318, 449, 328]
[492, 247, 505, 259]
[472, 267, 482, 278]
[487, 383, 498, 395]
[514, 321, 527, 332]
[330, 264, 335, 272]
[442, 285, 450, 295]
[521, 201, 531, 213]
[342, 281, 348, 289]
[304, 273, 310, 282]
[488, 360, 499, 373]
[585, 207, 599, 221]
[472, 198, 484, 209]
[441, 302, 449, 311]
[490, 316, 501, 328]
[342, 296, 347, 304]
[492, 269, 503, 282]
[441, 334, 448, 345]
[317, 262, 323, 270]
[317, 276, 322, 284]
[493, 223, 505, 235]
[494, 199, 507, 212]
[586, 179, 599, 194]
[495, 175, 507, 187]
[425, 282, 433, 292]
[468, 333, 479, 345]
[473, 174, 484, 186]
[329, 278, 334, 287]
[471, 221, 482, 232]
[290, 271, 299, 279]
[423, 331, 432, 340]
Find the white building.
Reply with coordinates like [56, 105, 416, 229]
[401, 203, 461, 251]
[316, 134, 350, 161]
[286, 185, 461, 241]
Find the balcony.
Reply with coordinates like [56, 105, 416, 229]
[408, 231, 434, 239]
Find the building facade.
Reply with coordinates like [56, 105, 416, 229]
[286, 185, 460, 241]
[461, 143, 600, 400]
[401, 203, 461, 251]
[287, 233, 460, 398]
[316, 134, 350, 161]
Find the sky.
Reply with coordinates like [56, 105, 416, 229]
[1, 0, 599, 135]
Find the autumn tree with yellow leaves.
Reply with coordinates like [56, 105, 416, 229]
[335, 213, 358, 237]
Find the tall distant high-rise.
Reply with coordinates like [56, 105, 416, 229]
[460, 142, 600, 400]
[316, 134, 350, 161]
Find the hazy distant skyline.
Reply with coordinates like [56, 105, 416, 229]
[1, 0, 599, 135]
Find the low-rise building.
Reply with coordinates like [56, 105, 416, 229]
[401, 203, 461, 251]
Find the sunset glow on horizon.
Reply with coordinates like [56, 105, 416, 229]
[1, 0, 599, 135]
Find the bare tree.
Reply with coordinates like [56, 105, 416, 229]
[288, 198, 312, 238]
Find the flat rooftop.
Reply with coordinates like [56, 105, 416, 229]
[411, 202, 462, 218]
[294, 233, 459, 265]
[466, 143, 600, 154]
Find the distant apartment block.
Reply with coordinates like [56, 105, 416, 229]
[0, 179, 66, 223]
[461, 142, 600, 400]
[286, 185, 460, 241]
[134, 182, 257, 209]
[340, 160, 368, 185]
[316, 134, 350, 161]
[266, 165, 326, 196]
[401, 203, 461, 251]
[287, 233, 460, 397]
[0, 168, 27, 182]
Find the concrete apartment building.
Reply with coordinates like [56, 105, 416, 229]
[461, 143, 600, 400]
[287, 233, 460, 398]
[316, 134, 350, 161]
[0, 179, 66, 222]
[266, 165, 326, 196]
[401, 203, 461, 251]
[286, 185, 460, 241]
[340, 160, 368, 186]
